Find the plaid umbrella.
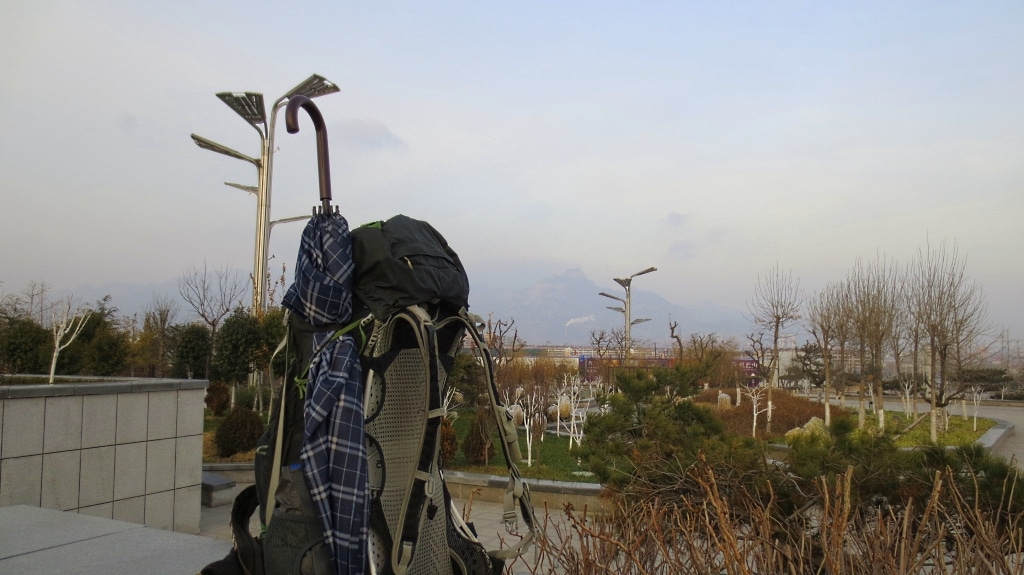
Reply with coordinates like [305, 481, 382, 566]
[282, 211, 367, 575]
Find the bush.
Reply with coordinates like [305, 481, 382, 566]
[205, 381, 231, 416]
[693, 388, 847, 439]
[462, 411, 495, 465]
[440, 416, 458, 465]
[235, 383, 271, 412]
[215, 407, 265, 457]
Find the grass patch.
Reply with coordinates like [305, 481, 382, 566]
[875, 409, 996, 448]
[444, 410, 594, 482]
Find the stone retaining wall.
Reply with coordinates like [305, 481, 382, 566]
[203, 462, 608, 513]
[0, 378, 208, 534]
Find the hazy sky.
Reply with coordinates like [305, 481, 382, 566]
[2, 1, 1023, 340]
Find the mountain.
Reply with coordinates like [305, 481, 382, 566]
[468, 268, 748, 346]
[63, 269, 749, 346]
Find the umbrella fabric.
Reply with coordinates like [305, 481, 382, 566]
[282, 214, 357, 327]
[282, 213, 368, 575]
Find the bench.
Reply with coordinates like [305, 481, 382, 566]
[201, 471, 237, 508]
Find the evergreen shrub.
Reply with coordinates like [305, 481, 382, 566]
[462, 411, 495, 465]
[205, 381, 231, 416]
[215, 407, 265, 457]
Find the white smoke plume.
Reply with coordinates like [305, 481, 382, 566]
[565, 315, 596, 327]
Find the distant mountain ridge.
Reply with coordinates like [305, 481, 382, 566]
[469, 268, 748, 346]
[65, 269, 749, 346]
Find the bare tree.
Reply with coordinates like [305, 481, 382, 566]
[748, 263, 803, 433]
[908, 240, 991, 442]
[669, 320, 685, 362]
[745, 331, 773, 382]
[746, 385, 770, 438]
[178, 262, 245, 377]
[484, 315, 526, 404]
[805, 282, 844, 426]
[889, 270, 914, 420]
[143, 295, 179, 378]
[22, 280, 51, 324]
[847, 254, 898, 431]
[48, 295, 90, 384]
[589, 329, 614, 359]
[609, 328, 628, 361]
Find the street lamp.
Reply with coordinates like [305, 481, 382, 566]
[191, 74, 339, 313]
[599, 266, 657, 358]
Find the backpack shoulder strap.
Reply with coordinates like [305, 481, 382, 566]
[438, 309, 538, 558]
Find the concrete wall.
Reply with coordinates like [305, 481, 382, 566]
[0, 379, 208, 534]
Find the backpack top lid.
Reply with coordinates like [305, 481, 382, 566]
[351, 214, 470, 319]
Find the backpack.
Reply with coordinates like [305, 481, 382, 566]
[204, 214, 537, 575]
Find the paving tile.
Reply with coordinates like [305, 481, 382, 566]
[79, 446, 115, 507]
[43, 395, 83, 453]
[0, 455, 42, 506]
[82, 394, 117, 448]
[41, 451, 81, 511]
[147, 391, 177, 440]
[174, 485, 202, 535]
[113, 496, 145, 524]
[1, 397, 44, 458]
[0, 506, 230, 574]
[146, 438, 176, 494]
[116, 393, 148, 444]
[114, 442, 147, 500]
[177, 389, 205, 436]
[175, 434, 203, 488]
[145, 490, 175, 530]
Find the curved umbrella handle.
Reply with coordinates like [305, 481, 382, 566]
[286, 95, 333, 213]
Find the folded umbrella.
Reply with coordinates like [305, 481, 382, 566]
[281, 95, 367, 575]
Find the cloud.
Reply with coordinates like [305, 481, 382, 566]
[335, 118, 408, 152]
[666, 240, 698, 262]
[664, 212, 690, 227]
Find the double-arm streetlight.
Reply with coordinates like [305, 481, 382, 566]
[191, 74, 339, 312]
[599, 266, 657, 358]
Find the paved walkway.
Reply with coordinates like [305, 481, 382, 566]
[200, 483, 538, 558]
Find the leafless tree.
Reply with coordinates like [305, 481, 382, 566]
[178, 262, 245, 337]
[484, 315, 526, 404]
[908, 240, 991, 442]
[805, 282, 845, 426]
[22, 280, 51, 324]
[589, 329, 614, 359]
[609, 328, 628, 361]
[746, 384, 770, 438]
[669, 320, 685, 362]
[741, 327, 770, 384]
[847, 254, 898, 431]
[748, 263, 803, 433]
[48, 295, 90, 384]
[143, 294, 179, 378]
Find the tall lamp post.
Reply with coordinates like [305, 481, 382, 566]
[599, 266, 657, 358]
[191, 74, 339, 313]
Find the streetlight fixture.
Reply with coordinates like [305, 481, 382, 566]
[191, 74, 339, 313]
[599, 266, 657, 358]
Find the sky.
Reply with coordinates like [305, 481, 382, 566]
[2, 1, 1023, 344]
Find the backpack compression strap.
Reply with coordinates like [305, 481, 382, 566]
[442, 310, 539, 559]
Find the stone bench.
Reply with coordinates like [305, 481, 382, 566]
[201, 472, 237, 508]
